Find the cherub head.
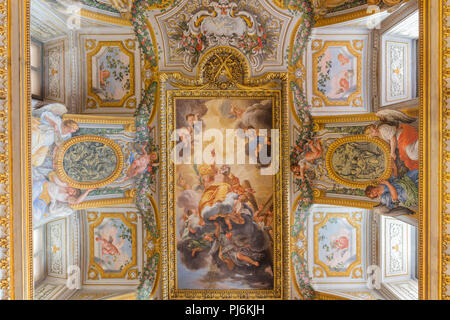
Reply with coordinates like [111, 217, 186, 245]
[66, 187, 79, 196]
[238, 194, 248, 203]
[219, 165, 231, 176]
[185, 113, 196, 127]
[339, 78, 350, 91]
[290, 163, 302, 176]
[101, 69, 111, 79]
[364, 124, 380, 138]
[61, 119, 79, 135]
[338, 53, 350, 65]
[365, 184, 384, 199]
[149, 151, 158, 163]
[66, 187, 81, 203]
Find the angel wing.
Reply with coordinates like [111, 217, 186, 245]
[376, 109, 416, 126]
[32, 103, 68, 118]
[373, 204, 415, 217]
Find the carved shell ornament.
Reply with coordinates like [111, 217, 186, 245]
[175, 0, 273, 70]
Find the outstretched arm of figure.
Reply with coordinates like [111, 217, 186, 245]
[51, 174, 69, 188]
[380, 180, 398, 201]
[140, 144, 148, 156]
[390, 136, 397, 159]
[308, 139, 319, 153]
[44, 115, 59, 131]
[210, 149, 218, 172]
[315, 139, 323, 153]
[69, 189, 95, 205]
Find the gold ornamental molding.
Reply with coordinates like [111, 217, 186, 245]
[165, 88, 287, 300]
[55, 135, 124, 190]
[313, 194, 377, 210]
[162, 46, 288, 91]
[271, 0, 287, 10]
[159, 51, 290, 299]
[79, 8, 132, 27]
[440, 0, 450, 301]
[0, 0, 13, 301]
[106, 292, 137, 300]
[70, 189, 136, 211]
[62, 114, 136, 132]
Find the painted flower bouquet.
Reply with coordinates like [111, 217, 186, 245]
[236, 26, 274, 57]
[171, 20, 208, 63]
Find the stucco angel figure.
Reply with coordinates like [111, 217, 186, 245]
[31, 103, 79, 168]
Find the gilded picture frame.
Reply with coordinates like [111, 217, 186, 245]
[163, 88, 289, 300]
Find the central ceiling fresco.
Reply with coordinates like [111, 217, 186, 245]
[23, 0, 420, 301]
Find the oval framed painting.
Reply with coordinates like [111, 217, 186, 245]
[325, 135, 392, 189]
[55, 135, 124, 189]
